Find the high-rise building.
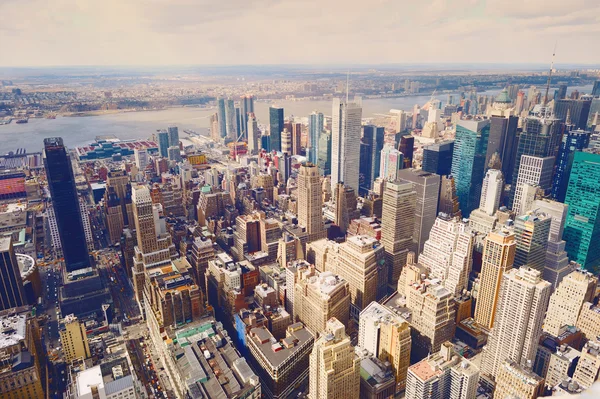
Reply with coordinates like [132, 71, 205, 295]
[308, 112, 324, 164]
[572, 340, 600, 389]
[593, 81, 600, 97]
[60, 313, 91, 362]
[167, 125, 179, 147]
[358, 302, 411, 392]
[293, 267, 350, 337]
[577, 302, 600, 341]
[280, 128, 292, 155]
[508, 115, 562, 208]
[380, 180, 416, 287]
[43, 137, 91, 272]
[544, 270, 597, 337]
[481, 267, 551, 379]
[422, 141, 454, 176]
[217, 98, 227, 138]
[554, 99, 592, 130]
[0, 237, 25, 311]
[247, 113, 259, 154]
[494, 360, 545, 399]
[479, 169, 503, 216]
[397, 169, 441, 255]
[317, 130, 332, 176]
[438, 175, 461, 218]
[399, 135, 414, 168]
[474, 229, 516, 329]
[512, 155, 554, 216]
[168, 145, 181, 162]
[451, 119, 490, 217]
[513, 210, 552, 272]
[551, 128, 591, 202]
[486, 115, 519, 179]
[241, 94, 255, 134]
[360, 125, 385, 193]
[269, 106, 284, 152]
[405, 342, 479, 399]
[331, 98, 362, 194]
[418, 215, 473, 296]
[134, 148, 148, 170]
[157, 129, 169, 157]
[564, 151, 600, 270]
[297, 163, 326, 242]
[379, 144, 403, 182]
[225, 99, 237, 140]
[309, 318, 360, 399]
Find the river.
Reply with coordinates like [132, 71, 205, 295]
[0, 85, 593, 155]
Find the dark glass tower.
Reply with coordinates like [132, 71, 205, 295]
[422, 140, 454, 176]
[44, 137, 91, 272]
[158, 130, 169, 157]
[554, 99, 592, 130]
[269, 107, 284, 152]
[0, 237, 25, 311]
[486, 115, 518, 179]
[551, 127, 591, 202]
[593, 81, 600, 96]
[359, 125, 385, 194]
[167, 125, 179, 147]
[399, 135, 414, 168]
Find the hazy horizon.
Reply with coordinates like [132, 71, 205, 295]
[2, 0, 600, 67]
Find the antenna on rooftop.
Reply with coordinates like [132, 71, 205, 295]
[346, 70, 350, 103]
[543, 41, 557, 107]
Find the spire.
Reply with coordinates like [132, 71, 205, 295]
[543, 42, 557, 107]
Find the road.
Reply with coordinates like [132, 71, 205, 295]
[40, 265, 62, 353]
[96, 248, 140, 322]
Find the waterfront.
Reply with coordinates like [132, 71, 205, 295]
[0, 85, 593, 155]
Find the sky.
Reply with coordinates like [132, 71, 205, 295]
[1, 0, 599, 67]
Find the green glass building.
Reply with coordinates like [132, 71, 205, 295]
[450, 119, 490, 217]
[564, 151, 600, 271]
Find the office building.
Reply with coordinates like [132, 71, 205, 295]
[358, 355, 397, 399]
[451, 119, 490, 217]
[241, 94, 255, 131]
[405, 342, 479, 399]
[577, 302, 600, 341]
[552, 128, 592, 202]
[269, 106, 284, 152]
[247, 114, 259, 155]
[358, 302, 411, 392]
[225, 99, 237, 140]
[44, 137, 91, 272]
[422, 141, 454, 176]
[399, 135, 414, 168]
[564, 151, 600, 270]
[494, 360, 544, 399]
[397, 169, 441, 255]
[545, 345, 581, 389]
[168, 146, 181, 162]
[544, 270, 597, 337]
[134, 148, 148, 170]
[481, 267, 551, 379]
[480, 169, 503, 216]
[167, 125, 179, 147]
[418, 215, 473, 296]
[280, 128, 292, 154]
[360, 125, 385, 193]
[217, 98, 227, 139]
[157, 129, 169, 157]
[308, 318, 360, 399]
[438, 175, 461, 218]
[474, 229, 516, 329]
[0, 237, 25, 311]
[0, 307, 45, 399]
[555, 99, 592, 130]
[508, 115, 562, 208]
[512, 155, 554, 216]
[297, 163, 326, 242]
[572, 340, 600, 389]
[486, 115, 519, 181]
[317, 130, 331, 176]
[247, 323, 314, 399]
[60, 314, 91, 362]
[308, 112, 324, 164]
[513, 211, 552, 271]
[380, 180, 415, 287]
[331, 98, 362, 194]
[293, 267, 350, 338]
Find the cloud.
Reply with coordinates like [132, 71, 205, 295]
[0, 0, 598, 66]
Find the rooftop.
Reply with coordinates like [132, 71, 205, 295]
[0, 313, 26, 350]
[248, 323, 314, 368]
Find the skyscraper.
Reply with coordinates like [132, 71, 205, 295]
[318, 130, 331, 176]
[554, 99, 592, 130]
[451, 119, 490, 217]
[438, 175, 461, 218]
[225, 99, 237, 140]
[43, 137, 91, 272]
[593, 81, 600, 97]
[167, 125, 179, 147]
[474, 229, 516, 329]
[479, 169, 503, 216]
[0, 237, 25, 311]
[508, 115, 562, 208]
[397, 169, 441, 255]
[481, 267, 551, 379]
[217, 98, 227, 138]
[60, 314, 91, 362]
[513, 210, 552, 271]
[422, 141, 454, 176]
[331, 98, 362, 194]
[512, 155, 555, 216]
[269, 106, 284, 152]
[551, 128, 591, 202]
[297, 163, 326, 242]
[247, 114, 259, 155]
[360, 125, 385, 193]
[157, 130, 169, 157]
[381, 180, 416, 287]
[564, 150, 600, 270]
[308, 112, 324, 164]
[572, 340, 600, 390]
[309, 318, 360, 399]
[241, 94, 255, 133]
[399, 135, 414, 168]
[486, 115, 518, 180]
[379, 144, 403, 182]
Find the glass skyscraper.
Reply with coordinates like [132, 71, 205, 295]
[422, 140, 454, 176]
[167, 125, 179, 147]
[44, 137, 91, 272]
[564, 151, 600, 271]
[308, 112, 324, 164]
[269, 106, 284, 152]
[554, 99, 592, 131]
[551, 127, 591, 202]
[317, 130, 331, 176]
[451, 119, 490, 217]
[217, 98, 227, 138]
[158, 130, 169, 157]
[359, 125, 384, 194]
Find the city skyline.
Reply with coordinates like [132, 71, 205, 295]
[1, 0, 600, 67]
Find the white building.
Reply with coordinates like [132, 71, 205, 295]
[134, 148, 148, 170]
[331, 98, 362, 194]
[513, 155, 554, 216]
[479, 169, 503, 216]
